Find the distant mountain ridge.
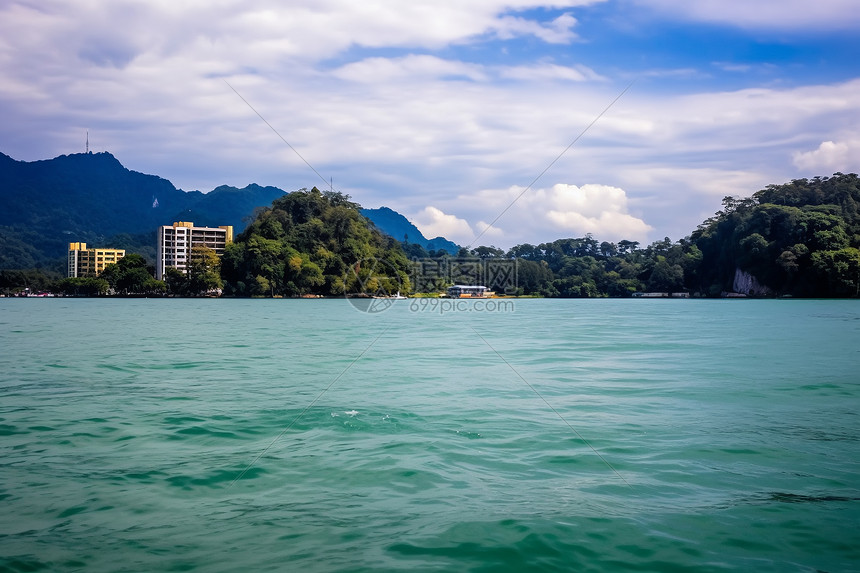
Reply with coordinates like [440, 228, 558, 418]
[0, 151, 287, 234]
[360, 207, 459, 254]
[0, 151, 458, 269]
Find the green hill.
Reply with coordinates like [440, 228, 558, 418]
[221, 188, 411, 296]
[0, 151, 458, 270]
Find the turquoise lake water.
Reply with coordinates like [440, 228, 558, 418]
[1, 298, 859, 572]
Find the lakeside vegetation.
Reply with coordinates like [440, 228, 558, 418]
[398, 173, 860, 298]
[2, 174, 859, 298]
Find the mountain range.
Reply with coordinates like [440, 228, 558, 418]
[0, 151, 457, 270]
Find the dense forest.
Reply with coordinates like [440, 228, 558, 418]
[219, 188, 412, 297]
[692, 173, 860, 297]
[2, 173, 859, 298]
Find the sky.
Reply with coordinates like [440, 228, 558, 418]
[1, 0, 859, 248]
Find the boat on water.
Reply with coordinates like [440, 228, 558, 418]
[444, 285, 494, 298]
[373, 291, 407, 300]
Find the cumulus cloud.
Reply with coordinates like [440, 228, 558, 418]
[423, 183, 653, 249]
[793, 140, 858, 172]
[412, 206, 475, 244]
[474, 221, 506, 238]
[531, 183, 651, 242]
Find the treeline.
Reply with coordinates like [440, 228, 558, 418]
[402, 235, 700, 297]
[54, 252, 220, 297]
[2, 174, 859, 298]
[403, 173, 860, 298]
[2, 250, 223, 297]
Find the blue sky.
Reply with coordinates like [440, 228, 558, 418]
[1, 0, 858, 248]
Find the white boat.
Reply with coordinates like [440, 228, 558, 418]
[373, 291, 407, 299]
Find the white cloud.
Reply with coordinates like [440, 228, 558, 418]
[530, 183, 652, 242]
[793, 140, 858, 172]
[333, 56, 607, 86]
[333, 57, 605, 85]
[493, 12, 580, 43]
[412, 206, 475, 244]
[636, 0, 860, 30]
[474, 221, 506, 238]
[332, 55, 488, 83]
[0, 1, 602, 73]
[619, 168, 771, 198]
[616, 80, 860, 166]
[1, 0, 858, 249]
[499, 62, 604, 82]
[425, 183, 652, 248]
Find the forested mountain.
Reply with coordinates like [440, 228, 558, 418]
[0, 151, 285, 269]
[0, 151, 455, 270]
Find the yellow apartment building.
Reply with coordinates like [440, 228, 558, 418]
[67, 243, 126, 278]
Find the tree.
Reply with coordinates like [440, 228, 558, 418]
[164, 267, 188, 296]
[812, 248, 860, 297]
[514, 259, 553, 295]
[186, 245, 223, 295]
[56, 277, 109, 296]
[599, 241, 618, 258]
[119, 267, 156, 294]
[100, 254, 163, 295]
[470, 246, 505, 259]
[647, 257, 685, 293]
[0, 269, 59, 295]
[252, 275, 271, 297]
[617, 240, 639, 255]
[222, 187, 410, 297]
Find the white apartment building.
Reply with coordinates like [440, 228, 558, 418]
[156, 221, 233, 280]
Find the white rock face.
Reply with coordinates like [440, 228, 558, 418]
[733, 267, 772, 296]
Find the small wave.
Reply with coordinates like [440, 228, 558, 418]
[0, 556, 54, 572]
[173, 425, 240, 440]
[765, 492, 860, 504]
[166, 467, 266, 490]
[0, 424, 28, 436]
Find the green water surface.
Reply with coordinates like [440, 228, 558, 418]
[1, 298, 858, 572]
